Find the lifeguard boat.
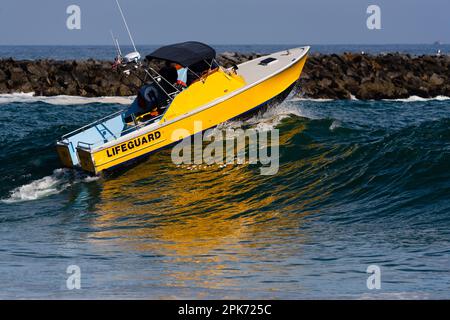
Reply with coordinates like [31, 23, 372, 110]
[56, 41, 309, 174]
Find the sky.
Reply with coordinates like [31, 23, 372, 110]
[0, 0, 448, 45]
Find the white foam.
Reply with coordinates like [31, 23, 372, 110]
[246, 102, 306, 126]
[83, 175, 100, 182]
[3, 92, 448, 106]
[289, 97, 334, 102]
[213, 101, 306, 134]
[329, 120, 342, 131]
[0, 92, 135, 105]
[384, 95, 450, 102]
[1, 168, 99, 204]
[202, 102, 303, 141]
[1, 169, 69, 203]
[290, 95, 450, 102]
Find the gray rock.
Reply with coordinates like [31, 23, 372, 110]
[429, 73, 444, 86]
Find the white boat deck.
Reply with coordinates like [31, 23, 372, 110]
[236, 47, 309, 86]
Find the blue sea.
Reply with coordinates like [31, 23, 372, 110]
[0, 45, 449, 299]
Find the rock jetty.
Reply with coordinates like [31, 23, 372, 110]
[0, 52, 449, 100]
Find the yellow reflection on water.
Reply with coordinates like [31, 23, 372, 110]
[88, 126, 320, 290]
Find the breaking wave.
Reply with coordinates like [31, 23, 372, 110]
[1, 169, 98, 204]
[217, 100, 307, 133]
[2, 92, 447, 107]
[383, 95, 450, 102]
[291, 95, 450, 103]
[0, 92, 135, 105]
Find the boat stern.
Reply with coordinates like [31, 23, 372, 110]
[56, 141, 76, 168]
[77, 146, 97, 175]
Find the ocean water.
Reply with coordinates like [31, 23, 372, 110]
[0, 44, 449, 299]
[0, 44, 449, 60]
[0, 93, 449, 299]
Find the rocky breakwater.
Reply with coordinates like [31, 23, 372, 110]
[0, 58, 143, 97]
[299, 53, 450, 99]
[0, 52, 449, 100]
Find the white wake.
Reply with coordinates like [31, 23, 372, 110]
[214, 100, 307, 135]
[1, 169, 99, 204]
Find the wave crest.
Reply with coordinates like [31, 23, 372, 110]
[0, 92, 135, 105]
[1, 169, 98, 204]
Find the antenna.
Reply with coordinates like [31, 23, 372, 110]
[110, 30, 122, 57]
[115, 0, 138, 53]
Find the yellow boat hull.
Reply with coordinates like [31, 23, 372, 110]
[71, 49, 309, 174]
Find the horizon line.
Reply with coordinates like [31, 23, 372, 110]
[0, 43, 447, 47]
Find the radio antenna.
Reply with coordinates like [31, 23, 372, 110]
[115, 0, 138, 53]
[110, 30, 122, 57]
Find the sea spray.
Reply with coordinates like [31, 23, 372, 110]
[1, 168, 99, 203]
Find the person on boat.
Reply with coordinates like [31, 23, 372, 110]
[123, 84, 161, 124]
[158, 61, 178, 93]
[175, 64, 188, 88]
[149, 105, 160, 117]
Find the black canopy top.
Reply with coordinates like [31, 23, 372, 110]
[146, 41, 216, 68]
